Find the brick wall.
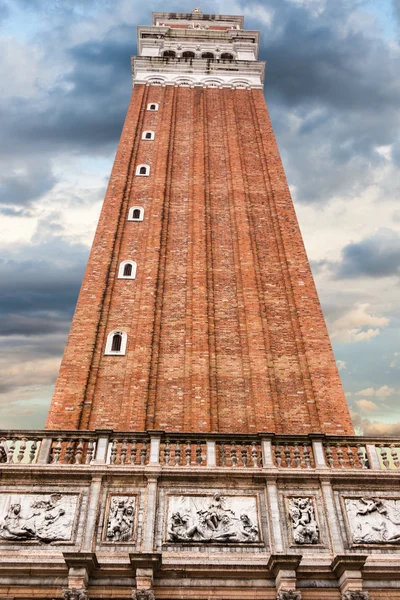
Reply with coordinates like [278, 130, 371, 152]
[46, 85, 354, 435]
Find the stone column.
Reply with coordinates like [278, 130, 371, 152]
[82, 475, 103, 551]
[331, 555, 368, 598]
[320, 477, 344, 554]
[266, 478, 284, 552]
[62, 552, 99, 599]
[267, 554, 301, 598]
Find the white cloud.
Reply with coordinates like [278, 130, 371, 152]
[329, 303, 389, 343]
[355, 387, 375, 396]
[375, 385, 396, 398]
[336, 359, 347, 371]
[355, 399, 379, 412]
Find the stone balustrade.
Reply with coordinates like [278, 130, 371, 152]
[1, 430, 400, 471]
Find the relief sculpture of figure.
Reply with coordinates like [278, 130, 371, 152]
[167, 493, 259, 543]
[106, 497, 135, 542]
[0, 493, 73, 543]
[346, 497, 400, 544]
[289, 498, 319, 545]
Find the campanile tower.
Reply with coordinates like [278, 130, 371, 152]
[46, 8, 353, 436]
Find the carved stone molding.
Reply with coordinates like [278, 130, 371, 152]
[341, 592, 369, 600]
[132, 591, 155, 600]
[62, 588, 88, 600]
[166, 492, 259, 543]
[277, 591, 302, 600]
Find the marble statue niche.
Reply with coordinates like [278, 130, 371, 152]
[106, 496, 135, 542]
[0, 493, 78, 543]
[345, 497, 400, 544]
[288, 497, 319, 544]
[166, 492, 259, 543]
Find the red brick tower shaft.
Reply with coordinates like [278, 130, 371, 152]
[46, 11, 354, 435]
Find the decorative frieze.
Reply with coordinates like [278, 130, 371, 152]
[341, 592, 369, 600]
[132, 591, 155, 600]
[166, 492, 259, 543]
[288, 497, 319, 544]
[277, 591, 302, 600]
[0, 493, 78, 542]
[344, 497, 400, 544]
[106, 496, 136, 542]
[62, 588, 88, 600]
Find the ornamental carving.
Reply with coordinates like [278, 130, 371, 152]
[132, 591, 155, 600]
[0, 493, 77, 543]
[277, 591, 302, 600]
[288, 497, 319, 544]
[341, 592, 369, 600]
[167, 493, 259, 543]
[106, 496, 135, 542]
[345, 497, 400, 544]
[62, 588, 88, 600]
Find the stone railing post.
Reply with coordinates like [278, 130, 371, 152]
[92, 430, 112, 464]
[366, 444, 380, 470]
[261, 436, 275, 468]
[206, 440, 216, 467]
[37, 436, 53, 464]
[310, 435, 327, 469]
[149, 436, 161, 466]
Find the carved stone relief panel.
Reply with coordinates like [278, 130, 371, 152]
[287, 497, 320, 545]
[63, 588, 88, 600]
[165, 492, 260, 543]
[104, 495, 137, 542]
[341, 592, 369, 600]
[344, 497, 400, 544]
[277, 591, 302, 600]
[0, 493, 78, 543]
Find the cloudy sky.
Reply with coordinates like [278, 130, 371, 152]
[1, 0, 400, 434]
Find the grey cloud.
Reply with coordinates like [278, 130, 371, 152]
[335, 229, 400, 279]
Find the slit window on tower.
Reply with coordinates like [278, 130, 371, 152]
[201, 52, 214, 59]
[128, 206, 144, 221]
[147, 103, 159, 111]
[118, 260, 137, 279]
[142, 130, 155, 140]
[105, 330, 127, 355]
[163, 50, 176, 58]
[136, 164, 150, 176]
[183, 51, 195, 59]
[221, 53, 234, 60]
[111, 333, 122, 352]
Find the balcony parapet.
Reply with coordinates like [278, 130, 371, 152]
[1, 430, 399, 472]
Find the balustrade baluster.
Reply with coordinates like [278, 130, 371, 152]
[390, 444, 400, 468]
[357, 444, 368, 469]
[196, 441, 202, 465]
[380, 445, 390, 469]
[174, 442, 181, 466]
[120, 440, 127, 465]
[52, 438, 62, 464]
[86, 439, 95, 464]
[140, 441, 147, 465]
[274, 444, 282, 468]
[164, 439, 171, 466]
[231, 442, 237, 467]
[110, 439, 118, 465]
[29, 440, 38, 464]
[75, 439, 84, 464]
[65, 440, 74, 464]
[17, 438, 27, 463]
[325, 444, 334, 468]
[284, 444, 291, 468]
[303, 443, 311, 468]
[130, 441, 137, 465]
[251, 442, 258, 467]
[347, 445, 354, 468]
[219, 443, 226, 467]
[241, 444, 248, 467]
[336, 443, 345, 468]
[185, 441, 191, 466]
[294, 442, 301, 468]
